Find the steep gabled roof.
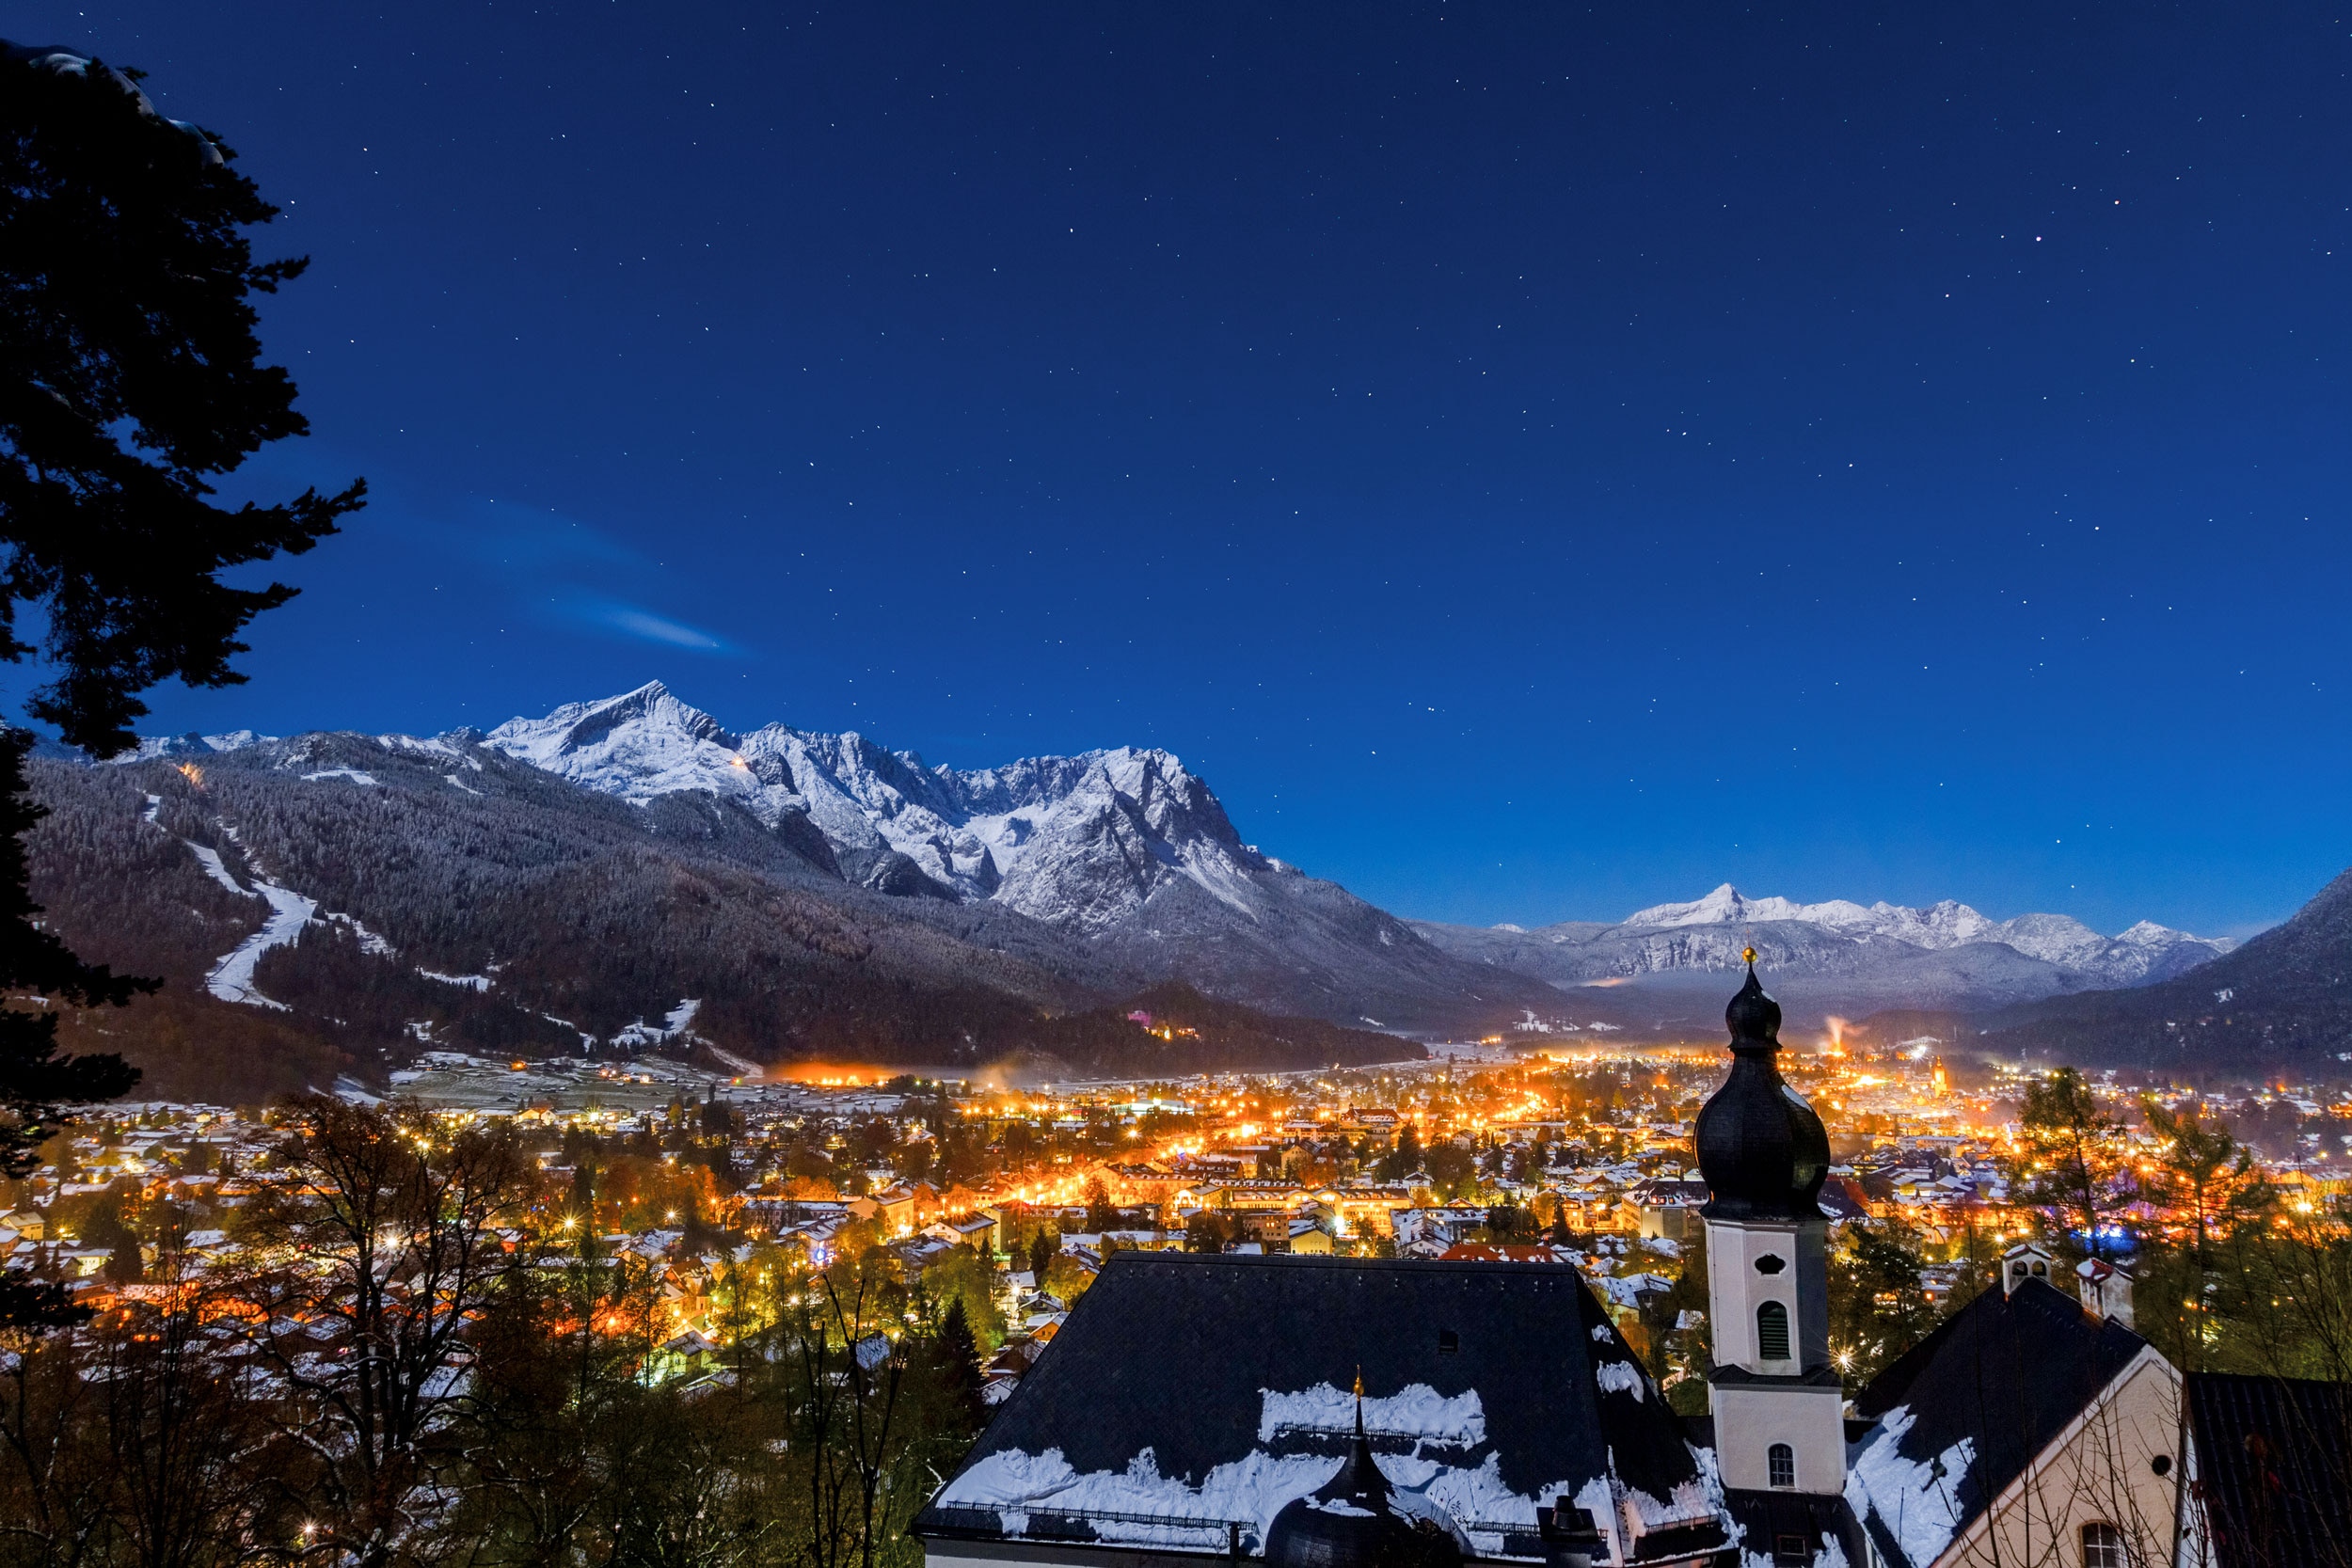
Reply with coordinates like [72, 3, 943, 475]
[2185, 1371, 2352, 1568]
[1846, 1278, 2150, 1568]
[916, 1252, 1725, 1563]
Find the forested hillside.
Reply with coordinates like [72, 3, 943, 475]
[23, 739, 1418, 1100]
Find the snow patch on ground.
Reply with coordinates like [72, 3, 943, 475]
[180, 837, 385, 1006]
[1257, 1383, 1485, 1447]
[444, 773, 484, 796]
[612, 998, 706, 1051]
[419, 970, 493, 991]
[377, 734, 461, 759]
[183, 841, 247, 895]
[301, 768, 377, 785]
[319, 911, 393, 956]
[206, 879, 316, 1009]
[703, 1043, 761, 1077]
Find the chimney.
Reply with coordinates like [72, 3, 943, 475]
[1999, 1241, 2055, 1297]
[2075, 1257, 2135, 1330]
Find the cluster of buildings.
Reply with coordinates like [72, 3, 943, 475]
[8, 975, 2352, 1566]
[914, 969, 2352, 1568]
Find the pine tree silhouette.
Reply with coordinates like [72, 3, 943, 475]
[0, 43, 362, 1329]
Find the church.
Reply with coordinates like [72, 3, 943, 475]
[914, 965, 2198, 1568]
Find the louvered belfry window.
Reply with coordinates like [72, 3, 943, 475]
[1756, 1300, 1790, 1361]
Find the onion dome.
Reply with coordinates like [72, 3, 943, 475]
[1694, 959, 1830, 1221]
[1264, 1380, 1462, 1568]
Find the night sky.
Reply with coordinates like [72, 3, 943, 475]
[14, 3, 2350, 937]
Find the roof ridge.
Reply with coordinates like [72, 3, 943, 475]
[1106, 1251, 1581, 1275]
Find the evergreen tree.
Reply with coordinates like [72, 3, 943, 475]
[0, 44, 361, 1328]
[2019, 1067, 2125, 1259]
[929, 1294, 988, 1436]
[1826, 1221, 1937, 1384]
[1084, 1177, 1117, 1234]
[1374, 1124, 1422, 1182]
[567, 1160, 596, 1227]
[1026, 1227, 1054, 1281]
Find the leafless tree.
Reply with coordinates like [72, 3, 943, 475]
[241, 1096, 526, 1568]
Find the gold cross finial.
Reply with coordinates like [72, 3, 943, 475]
[1354, 1366, 1363, 1398]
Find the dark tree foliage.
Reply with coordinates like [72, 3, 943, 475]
[2019, 1066, 2127, 1260]
[925, 1295, 988, 1438]
[0, 44, 361, 1327]
[1483, 1201, 1530, 1241]
[0, 48, 362, 743]
[1374, 1123, 1423, 1182]
[1084, 1177, 1118, 1234]
[1825, 1221, 1938, 1385]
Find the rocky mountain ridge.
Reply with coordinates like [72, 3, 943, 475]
[82, 685, 2265, 1074]
[1412, 881, 2233, 1032]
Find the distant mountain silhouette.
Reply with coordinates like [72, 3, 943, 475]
[1974, 868, 2352, 1073]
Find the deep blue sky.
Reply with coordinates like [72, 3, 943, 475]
[16, 4, 2349, 937]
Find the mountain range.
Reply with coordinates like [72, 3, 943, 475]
[32, 684, 1563, 1097]
[1974, 868, 2352, 1074]
[1410, 883, 2233, 1037]
[25, 679, 2300, 1093]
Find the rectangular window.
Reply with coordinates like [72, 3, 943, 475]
[2081, 1524, 2125, 1568]
[1773, 1532, 1811, 1566]
[1768, 1443, 1796, 1489]
[1756, 1300, 1791, 1361]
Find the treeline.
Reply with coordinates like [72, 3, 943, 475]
[0, 1098, 989, 1568]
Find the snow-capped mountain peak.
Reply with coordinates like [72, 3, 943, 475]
[486, 681, 744, 804]
[1608, 882, 2230, 985]
[480, 685, 1267, 923]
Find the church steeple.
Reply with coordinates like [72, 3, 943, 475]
[1696, 961, 1848, 1502]
[1695, 959, 1831, 1221]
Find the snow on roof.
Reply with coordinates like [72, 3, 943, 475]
[1257, 1382, 1485, 1448]
[917, 1253, 1727, 1561]
[1845, 1407, 1973, 1568]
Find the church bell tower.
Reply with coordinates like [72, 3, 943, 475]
[1694, 957, 1846, 1498]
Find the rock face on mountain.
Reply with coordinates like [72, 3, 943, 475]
[1411, 882, 2233, 1033]
[479, 684, 1550, 1030]
[1979, 868, 2352, 1073]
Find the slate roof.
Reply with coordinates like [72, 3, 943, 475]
[1847, 1277, 2151, 1568]
[2184, 1371, 2352, 1568]
[915, 1252, 1727, 1564]
[1723, 1489, 1866, 1568]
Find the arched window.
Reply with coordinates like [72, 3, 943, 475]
[1756, 1300, 1791, 1361]
[1768, 1442, 1795, 1489]
[2080, 1523, 2124, 1568]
